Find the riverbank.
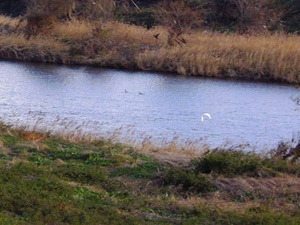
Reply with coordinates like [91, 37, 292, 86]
[0, 15, 300, 84]
[0, 122, 299, 224]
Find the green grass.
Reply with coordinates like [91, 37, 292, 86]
[192, 149, 300, 177]
[0, 122, 299, 224]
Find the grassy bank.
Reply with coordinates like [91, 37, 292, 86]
[0, 15, 300, 84]
[0, 122, 299, 224]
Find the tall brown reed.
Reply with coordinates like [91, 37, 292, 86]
[137, 32, 300, 83]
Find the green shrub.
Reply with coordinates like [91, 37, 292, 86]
[164, 168, 216, 193]
[192, 149, 280, 177]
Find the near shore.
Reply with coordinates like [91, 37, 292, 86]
[0, 122, 299, 224]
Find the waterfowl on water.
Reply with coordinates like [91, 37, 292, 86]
[201, 113, 211, 122]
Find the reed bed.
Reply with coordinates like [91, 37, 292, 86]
[137, 32, 300, 83]
[52, 19, 93, 40]
[0, 33, 67, 62]
[0, 15, 299, 83]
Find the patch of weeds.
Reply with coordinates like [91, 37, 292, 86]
[0, 162, 84, 223]
[192, 149, 280, 177]
[138, 154, 152, 161]
[42, 139, 59, 150]
[163, 168, 216, 193]
[73, 187, 107, 201]
[234, 190, 256, 202]
[27, 153, 50, 165]
[0, 161, 153, 224]
[54, 163, 108, 184]
[110, 161, 163, 179]
[0, 154, 13, 160]
[43, 139, 83, 151]
[0, 211, 26, 225]
[85, 152, 113, 166]
[110, 153, 135, 165]
[191, 204, 300, 225]
[218, 207, 300, 225]
[69, 45, 83, 56]
[47, 149, 89, 161]
[0, 135, 18, 147]
[264, 159, 300, 175]
[59, 36, 72, 43]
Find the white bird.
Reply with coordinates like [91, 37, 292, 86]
[201, 113, 211, 122]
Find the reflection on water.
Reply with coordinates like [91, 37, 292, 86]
[0, 61, 299, 150]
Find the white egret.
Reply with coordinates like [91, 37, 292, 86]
[201, 113, 211, 122]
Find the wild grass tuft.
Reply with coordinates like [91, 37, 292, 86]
[164, 168, 216, 193]
[192, 148, 299, 177]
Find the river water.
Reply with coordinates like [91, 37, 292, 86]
[0, 61, 299, 151]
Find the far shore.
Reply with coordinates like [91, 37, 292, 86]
[0, 15, 299, 84]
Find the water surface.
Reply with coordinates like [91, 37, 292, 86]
[0, 61, 299, 150]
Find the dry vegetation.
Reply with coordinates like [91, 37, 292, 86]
[137, 32, 300, 83]
[0, 12, 299, 83]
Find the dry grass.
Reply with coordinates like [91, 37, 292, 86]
[103, 21, 163, 46]
[52, 19, 93, 40]
[0, 15, 67, 61]
[210, 175, 300, 214]
[0, 14, 299, 83]
[4, 116, 205, 164]
[0, 140, 9, 155]
[0, 15, 21, 28]
[0, 33, 64, 51]
[0, 33, 67, 62]
[137, 31, 300, 83]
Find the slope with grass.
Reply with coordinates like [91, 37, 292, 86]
[0, 122, 299, 224]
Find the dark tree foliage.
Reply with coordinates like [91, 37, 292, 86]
[0, 0, 26, 17]
[276, 0, 300, 32]
[0, 0, 299, 33]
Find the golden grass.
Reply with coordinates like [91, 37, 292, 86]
[0, 15, 20, 28]
[137, 31, 300, 83]
[0, 14, 299, 83]
[0, 33, 68, 62]
[52, 19, 93, 40]
[103, 22, 166, 46]
[0, 33, 64, 51]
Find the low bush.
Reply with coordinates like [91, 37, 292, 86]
[164, 168, 216, 193]
[191, 149, 299, 177]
